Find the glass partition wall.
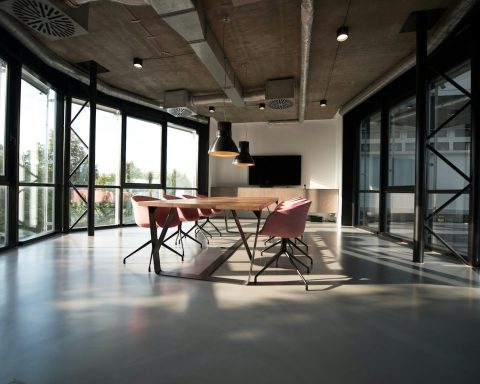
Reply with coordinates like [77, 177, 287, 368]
[354, 60, 472, 261]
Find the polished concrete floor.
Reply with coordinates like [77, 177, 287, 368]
[1, 221, 479, 384]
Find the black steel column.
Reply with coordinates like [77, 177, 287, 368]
[63, 87, 72, 233]
[413, 13, 428, 263]
[468, 12, 480, 267]
[6, 59, 21, 247]
[161, 121, 167, 194]
[87, 62, 97, 236]
[379, 105, 389, 233]
[54, 89, 65, 233]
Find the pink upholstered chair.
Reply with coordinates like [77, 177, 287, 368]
[262, 197, 309, 254]
[124, 195, 183, 272]
[183, 194, 219, 238]
[196, 194, 223, 235]
[253, 199, 312, 290]
[163, 194, 204, 247]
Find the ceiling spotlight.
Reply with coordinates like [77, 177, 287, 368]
[336, 26, 349, 42]
[209, 106, 215, 113]
[133, 57, 143, 69]
[259, 103, 265, 110]
[320, 99, 327, 107]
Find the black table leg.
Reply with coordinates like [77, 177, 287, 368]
[246, 210, 262, 284]
[230, 210, 253, 261]
[150, 207, 176, 275]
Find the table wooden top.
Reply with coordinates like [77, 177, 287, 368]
[137, 196, 278, 211]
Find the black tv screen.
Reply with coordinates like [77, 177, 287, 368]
[248, 155, 301, 186]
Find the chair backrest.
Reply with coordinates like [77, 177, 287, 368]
[163, 194, 200, 221]
[183, 194, 214, 217]
[131, 195, 179, 229]
[275, 197, 307, 212]
[260, 199, 311, 239]
[131, 195, 160, 228]
[195, 193, 221, 213]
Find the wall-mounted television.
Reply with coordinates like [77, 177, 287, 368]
[248, 155, 301, 186]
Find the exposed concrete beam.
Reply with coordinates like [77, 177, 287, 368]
[154, 1, 245, 107]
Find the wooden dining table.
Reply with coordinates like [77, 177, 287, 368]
[137, 196, 278, 282]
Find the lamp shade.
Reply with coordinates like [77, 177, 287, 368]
[232, 141, 255, 166]
[208, 121, 239, 157]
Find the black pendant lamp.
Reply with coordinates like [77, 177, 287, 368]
[208, 121, 239, 157]
[233, 141, 255, 166]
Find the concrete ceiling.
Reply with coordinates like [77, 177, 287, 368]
[21, 0, 459, 122]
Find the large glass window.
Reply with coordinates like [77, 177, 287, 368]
[69, 101, 122, 228]
[0, 59, 7, 247]
[0, 58, 6, 176]
[358, 112, 381, 230]
[386, 97, 416, 240]
[0, 186, 6, 246]
[166, 124, 198, 195]
[388, 97, 416, 186]
[387, 193, 414, 239]
[18, 69, 56, 240]
[427, 62, 471, 256]
[125, 117, 161, 184]
[95, 107, 121, 186]
[123, 188, 163, 224]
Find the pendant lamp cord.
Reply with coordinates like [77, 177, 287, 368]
[222, 16, 228, 122]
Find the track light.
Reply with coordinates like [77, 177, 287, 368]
[336, 26, 349, 42]
[133, 57, 143, 69]
[320, 99, 327, 107]
[259, 103, 265, 110]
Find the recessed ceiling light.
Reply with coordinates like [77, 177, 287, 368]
[320, 99, 327, 107]
[336, 26, 349, 42]
[133, 57, 143, 69]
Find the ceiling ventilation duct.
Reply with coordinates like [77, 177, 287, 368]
[0, 0, 88, 40]
[265, 78, 295, 110]
[164, 89, 196, 118]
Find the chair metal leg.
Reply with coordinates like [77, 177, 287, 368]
[189, 221, 213, 238]
[264, 236, 275, 246]
[182, 227, 203, 248]
[261, 239, 281, 255]
[285, 252, 309, 291]
[253, 249, 283, 283]
[253, 238, 310, 290]
[288, 252, 310, 273]
[295, 236, 309, 251]
[123, 239, 152, 264]
[199, 217, 221, 237]
[205, 217, 222, 236]
[289, 240, 313, 265]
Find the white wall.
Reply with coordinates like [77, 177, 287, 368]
[208, 116, 343, 189]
